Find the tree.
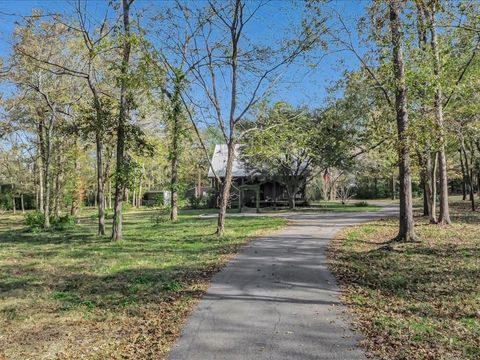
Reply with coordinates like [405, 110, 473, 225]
[112, 0, 134, 241]
[187, 0, 317, 235]
[389, 0, 417, 241]
[10, 17, 80, 228]
[425, 0, 451, 224]
[243, 103, 313, 209]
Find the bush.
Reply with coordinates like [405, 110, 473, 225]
[24, 212, 76, 231]
[51, 214, 76, 231]
[24, 211, 45, 230]
[154, 193, 165, 207]
[122, 202, 132, 212]
[206, 193, 218, 208]
[149, 204, 171, 226]
[354, 201, 369, 207]
[188, 194, 205, 209]
[0, 193, 13, 211]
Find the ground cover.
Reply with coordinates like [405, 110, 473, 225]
[329, 198, 480, 359]
[0, 208, 285, 359]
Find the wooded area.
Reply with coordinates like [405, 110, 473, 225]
[1, 1, 480, 359]
[0, 0, 479, 239]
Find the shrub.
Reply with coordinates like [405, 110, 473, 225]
[51, 214, 76, 231]
[24, 212, 77, 231]
[188, 194, 206, 209]
[24, 211, 45, 230]
[354, 201, 369, 207]
[122, 202, 132, 212]
[150, 213, 169, 225]
[154, 192, 165, 207]
[203, 192, 218, 209]
[150, 205, 171, 225]
[90, 209, 113, 220]
[0, 193, 13, 211]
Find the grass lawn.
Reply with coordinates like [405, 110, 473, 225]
[329, 198, 480, 360]
[258, 200, 383, 213]
[0, 208, 285, 359]
[308, 200, 382, 212]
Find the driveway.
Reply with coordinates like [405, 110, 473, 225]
[168, 204, 398, 360]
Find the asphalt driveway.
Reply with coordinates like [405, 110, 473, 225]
[168, 205, 398, 360]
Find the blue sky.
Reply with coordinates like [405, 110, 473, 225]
[0, 0, 368, 109]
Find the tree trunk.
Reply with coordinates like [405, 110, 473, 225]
[112, 0, 132, 241]
[216, 141, 235, 235]
[428, 2, 451, 224]
[21, 193, 25, 214]
[391, 174, 396, 200]
[169, 71, 184, 222]
[459, 148, 467, 200]
[70, 142, 83, 217]
[389, 0, 417, 242]
[12, 194, 16, 215]
[138, 168, 143, 207]
[427, 153, 437, 223]
[477, 172, 480, 200]
[35, 118, 43, 213]
[34, 160, 39, 211]
[469, 169, 476, 211]
[422, 177, 429, 216]
[197, 167, 202, 198]
[286, 181, 299, 210]
[419, 152, 435, 219]
[462, 141, 476, 211]
[54, 151, 64, 218]
[96, 132, 106, 235]
[288, 194, 296, 209]
[38, 119, 51, 228]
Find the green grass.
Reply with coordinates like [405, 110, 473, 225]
[0, 207, 285, 359]
[329, 199, 480, 360]
[259, 200, 382, 213]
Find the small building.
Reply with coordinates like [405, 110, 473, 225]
[208, 144, 308, 211]
[142, 190, 171, 207]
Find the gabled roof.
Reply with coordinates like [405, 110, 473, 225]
[208, 144, 254, 178]
[208, 144, 311, 179]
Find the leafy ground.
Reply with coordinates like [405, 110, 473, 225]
[0, 208, 285, 359]
[329, 197, 480, 360]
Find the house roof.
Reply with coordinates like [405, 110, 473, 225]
[208, 143, 311, 179]
[208, 144, 254, 178]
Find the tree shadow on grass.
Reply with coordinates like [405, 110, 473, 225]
[0, 263, 218, 310]
[334, 242, 480, 319]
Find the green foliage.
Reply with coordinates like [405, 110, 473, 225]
[24, 212, 76, 231]
[121, 202, 132, 213]
[187, 193, 217, 209]
[150, 203, 171, 225]
[51, 214, 76, 231]
[24, 211, 45, 230]
[154, 192, 165, 207]
[354, 201, 370, 207]
[150, 213, 169, 225]
[188, 194, 204, 209]
[0, 193, 12, 211]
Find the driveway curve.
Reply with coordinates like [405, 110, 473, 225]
[168, 204, 398, 360]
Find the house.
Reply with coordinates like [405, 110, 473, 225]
[208, 144, 308, 211]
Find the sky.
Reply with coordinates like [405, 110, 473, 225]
[0, 0, 368, 109]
